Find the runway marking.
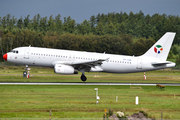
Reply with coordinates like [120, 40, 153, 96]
[0, 82, 180, 86]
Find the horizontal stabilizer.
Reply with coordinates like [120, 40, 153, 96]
[152, 61, 174, 65]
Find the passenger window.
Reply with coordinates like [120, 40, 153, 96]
[16, 51, 18, 53]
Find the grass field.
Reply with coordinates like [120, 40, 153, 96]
[0, 85, 180, 119]
[0, 66, 180, 119]
[1, 66, 180, 83]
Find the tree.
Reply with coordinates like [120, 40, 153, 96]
[32, 15, 38, 30]
[33, 32, 43, 47]
[116, 21, 127, 34]
[0, 31, 4, 60]
[48, 15, 55, 31]
[96, 22, 105, 35]
[40, 17, 47, 32]
[17, 16, 24, 29]
[24, 15, 30, 28]
[106, 22, 116, 35]
[90, 15, 96, 34]
[2, 16, 7, 29]
[133, 38, 148, 56]
[80, 19, 91, 35]
[55, 14, 62, 32]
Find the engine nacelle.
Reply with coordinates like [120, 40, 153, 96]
[54, 64, 78, 74]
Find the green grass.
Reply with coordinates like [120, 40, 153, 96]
[0, 66, 180, 119]
[0, 85, 180, 119]
[1, 66, 180, 83]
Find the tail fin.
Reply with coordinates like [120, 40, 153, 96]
[142, 32, 176, 61]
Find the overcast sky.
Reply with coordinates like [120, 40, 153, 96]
[0, 0, 180, 23]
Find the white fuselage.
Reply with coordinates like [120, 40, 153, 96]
[6, 47, 175, 73]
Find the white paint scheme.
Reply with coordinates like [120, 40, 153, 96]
[4, 32, 176, 81]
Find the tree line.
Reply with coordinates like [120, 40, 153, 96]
[0, 11, 180, 62]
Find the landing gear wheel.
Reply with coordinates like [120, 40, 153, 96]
[81, 74, 87, 82]
[23, 71, 27, 77]
[23, 65, 28, 77]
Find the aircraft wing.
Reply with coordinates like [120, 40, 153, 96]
[70, 58, 107, 67]
[52, 58, 109, 72]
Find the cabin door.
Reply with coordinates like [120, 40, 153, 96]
[24, 48, 30, 59]
[137, 58, 142, 69]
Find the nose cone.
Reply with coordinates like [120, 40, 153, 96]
[3, 53, 7, 61]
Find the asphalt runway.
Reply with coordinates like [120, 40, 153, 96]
[0, 82, 180, 86]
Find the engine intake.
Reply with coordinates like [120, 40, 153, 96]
[54, 64, 78, 74]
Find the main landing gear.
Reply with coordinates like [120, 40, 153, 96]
[80, 69, 87, 82]
[81, 74, 87, 82]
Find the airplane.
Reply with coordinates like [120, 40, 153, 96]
[3, 32, 176, 82]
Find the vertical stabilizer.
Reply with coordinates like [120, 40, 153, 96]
[142, 32, 176, 61]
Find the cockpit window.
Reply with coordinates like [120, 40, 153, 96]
[10, 50, 18, 54]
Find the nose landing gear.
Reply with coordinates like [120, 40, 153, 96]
[23, 65, 28, 77]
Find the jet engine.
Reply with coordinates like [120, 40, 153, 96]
[54, 64, 78, 74]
